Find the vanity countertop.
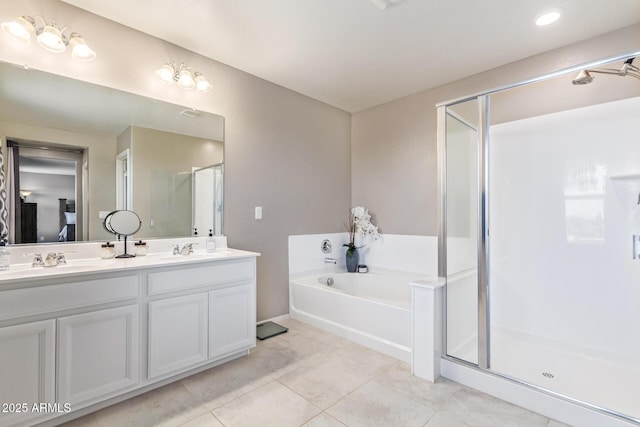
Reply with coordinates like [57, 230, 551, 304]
[0, 248, 260, 285]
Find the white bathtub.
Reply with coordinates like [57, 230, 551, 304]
[289, 272, 413, 362]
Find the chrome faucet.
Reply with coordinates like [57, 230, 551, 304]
[324, 257, 337, 264]
[180, 243, 195, 255]
[44, 252, 59, 267]
[31, 253, 44, 268]
[56, 252, 67, 265]
[30, 252, 67, 267]
[170, 243, 197, 255]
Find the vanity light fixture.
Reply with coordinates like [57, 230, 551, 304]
[155, 61, 213, 93]
[1, 15, 96, 61]
[19, 190, 32, 201]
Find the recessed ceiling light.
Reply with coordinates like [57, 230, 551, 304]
[535, 9, 562, 26]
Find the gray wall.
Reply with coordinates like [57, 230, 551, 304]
[352, 24, 640, 236]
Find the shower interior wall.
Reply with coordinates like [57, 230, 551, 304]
[488, 94, 640, 420]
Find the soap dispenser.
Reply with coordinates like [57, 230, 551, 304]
[206, 229, 216, 253]
[100, 242, 115, 259]
[0, 239, 10, 271]
[134, 240, 148, 256]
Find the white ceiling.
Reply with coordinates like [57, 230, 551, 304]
[20, 156, 76, 176]
[63, 0, 640, 112]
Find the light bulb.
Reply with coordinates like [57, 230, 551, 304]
[194, 73, 212, 93]
[155, 64, 175, 84]
[2, 17, 35, 43]
[69, 35, 96, 61]
[177, 69, 195, 89]
[37, 23, 65, 52]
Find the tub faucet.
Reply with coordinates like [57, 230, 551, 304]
[324, 257, 337, 264]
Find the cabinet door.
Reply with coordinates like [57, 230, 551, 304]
[148, 293, 208, 379]
[0, 320, 55, 427]
[209, 284, 255, 359]
[58, 305, 139, 407]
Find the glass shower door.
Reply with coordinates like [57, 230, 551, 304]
[439, 56, 640, 425]
[442, 98, 480, 365]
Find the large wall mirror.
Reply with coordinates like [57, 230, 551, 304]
[0, 61, 224, 244]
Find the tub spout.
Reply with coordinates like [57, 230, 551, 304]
[324, 257, 337, 264]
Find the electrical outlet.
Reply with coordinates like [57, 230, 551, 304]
[255, 207, 262, 220]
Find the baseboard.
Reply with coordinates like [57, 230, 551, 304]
[257, 314, 290, 325]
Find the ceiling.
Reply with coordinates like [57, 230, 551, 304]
[63, 0, 640, 112]
[20, 156, 76, 176]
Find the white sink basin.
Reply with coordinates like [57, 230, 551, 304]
[150, 250, 232, 261]
[4, 258, 116, 274]
[0, 250, 239, 282]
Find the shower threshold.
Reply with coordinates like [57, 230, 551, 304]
[441, 353, 640, 427]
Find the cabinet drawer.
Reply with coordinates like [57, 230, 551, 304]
[0, 276, 138, 321]
[148, 259, 254, 296]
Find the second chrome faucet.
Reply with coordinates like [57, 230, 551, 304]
[172, 243, 197, 256]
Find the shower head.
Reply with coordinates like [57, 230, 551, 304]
[572, 57, 640, 85]
[572, 69, 593, 85]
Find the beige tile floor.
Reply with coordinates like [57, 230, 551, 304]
[62, 318, 571, 427]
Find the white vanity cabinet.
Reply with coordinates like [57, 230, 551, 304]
[57, 305, 140, 407]
[148, 293, 209, 379]
[0, 249, 258, 426]
[209, 283, 255, 359]
[0, 274, 139, 427]
[146, 258, 257, 379]
[0, 320, 56, 427]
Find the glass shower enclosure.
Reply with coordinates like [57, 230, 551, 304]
[439, 55, 640, 423]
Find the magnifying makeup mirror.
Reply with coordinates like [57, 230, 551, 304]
[103, 210, 142, 258]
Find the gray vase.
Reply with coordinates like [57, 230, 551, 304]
[345, 248, 359, 273]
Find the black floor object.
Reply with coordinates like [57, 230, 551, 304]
[256, 321, 288, 340]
